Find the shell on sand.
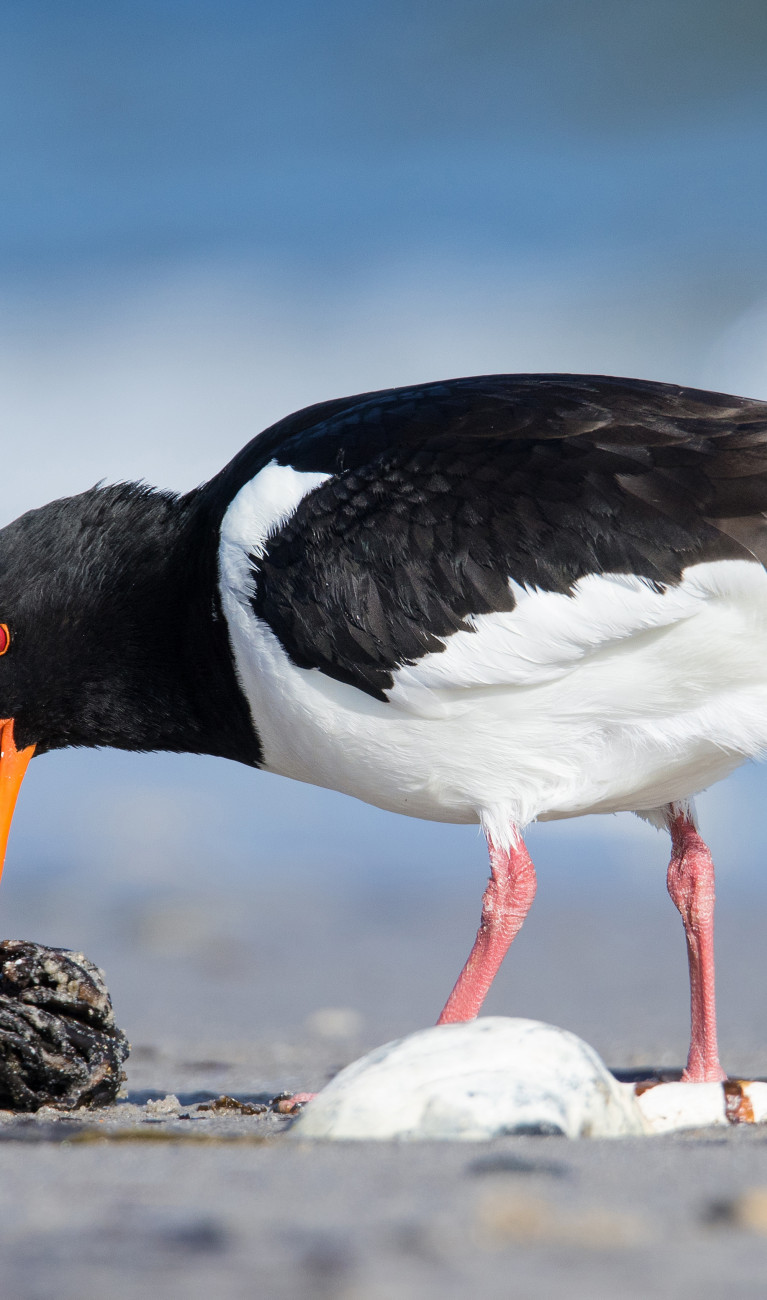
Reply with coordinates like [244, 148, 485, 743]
[292, 1017, 648, 1141]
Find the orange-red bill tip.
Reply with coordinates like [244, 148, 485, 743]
[0, 719, 35, 884]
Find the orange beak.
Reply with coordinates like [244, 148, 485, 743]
[0, 719, 35, 884]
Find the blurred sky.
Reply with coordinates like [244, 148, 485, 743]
[3, 0, 767, 965]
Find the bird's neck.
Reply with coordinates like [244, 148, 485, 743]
[138, 489, 262, 766]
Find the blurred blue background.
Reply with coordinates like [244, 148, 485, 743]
[2, 0, 767, 1058]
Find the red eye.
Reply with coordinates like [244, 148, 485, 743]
[0, 625, 9, 655]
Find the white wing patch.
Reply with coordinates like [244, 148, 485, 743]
[225, 459, 332, 558]
[219, 459, 331, 591]
[387, 562, 767, 716]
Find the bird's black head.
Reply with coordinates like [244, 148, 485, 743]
[0, 481, 260, 869]
[1, 483, 173, 754]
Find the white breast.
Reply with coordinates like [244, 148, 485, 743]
[218, 461, 767, 848]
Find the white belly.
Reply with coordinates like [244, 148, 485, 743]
[218, 465, 767, 848]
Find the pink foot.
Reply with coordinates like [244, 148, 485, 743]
[666, 808, 727, 1083]
[437, 829, 537, 1024]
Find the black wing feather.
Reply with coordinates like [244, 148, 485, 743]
[206, 374, 767, 700]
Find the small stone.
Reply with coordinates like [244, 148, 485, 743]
[196, 1095, 267, 1115]
[145, 1094, 182, 1116]
[734, 1189, 767, 1233]
[707, 1188, 767, 1233]
[475, 1192, 650, 1247]
[306, 1007, 364, 1040]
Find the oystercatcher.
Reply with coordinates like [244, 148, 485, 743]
[2, 373, 766, 1084]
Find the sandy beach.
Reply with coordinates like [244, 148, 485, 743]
[2, 881, 767, 1298]
[3, 1056, 767, 1300]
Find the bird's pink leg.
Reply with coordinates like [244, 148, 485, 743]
[666, 808, 727, 1083]
[437, 830, 537, 1024]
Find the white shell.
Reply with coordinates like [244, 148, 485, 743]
[746, 1082, 767, 1123]
[292, 1018, 648, 1141]
[634, 1082, 728, 1133]
[635, 1079, 767, 1133]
